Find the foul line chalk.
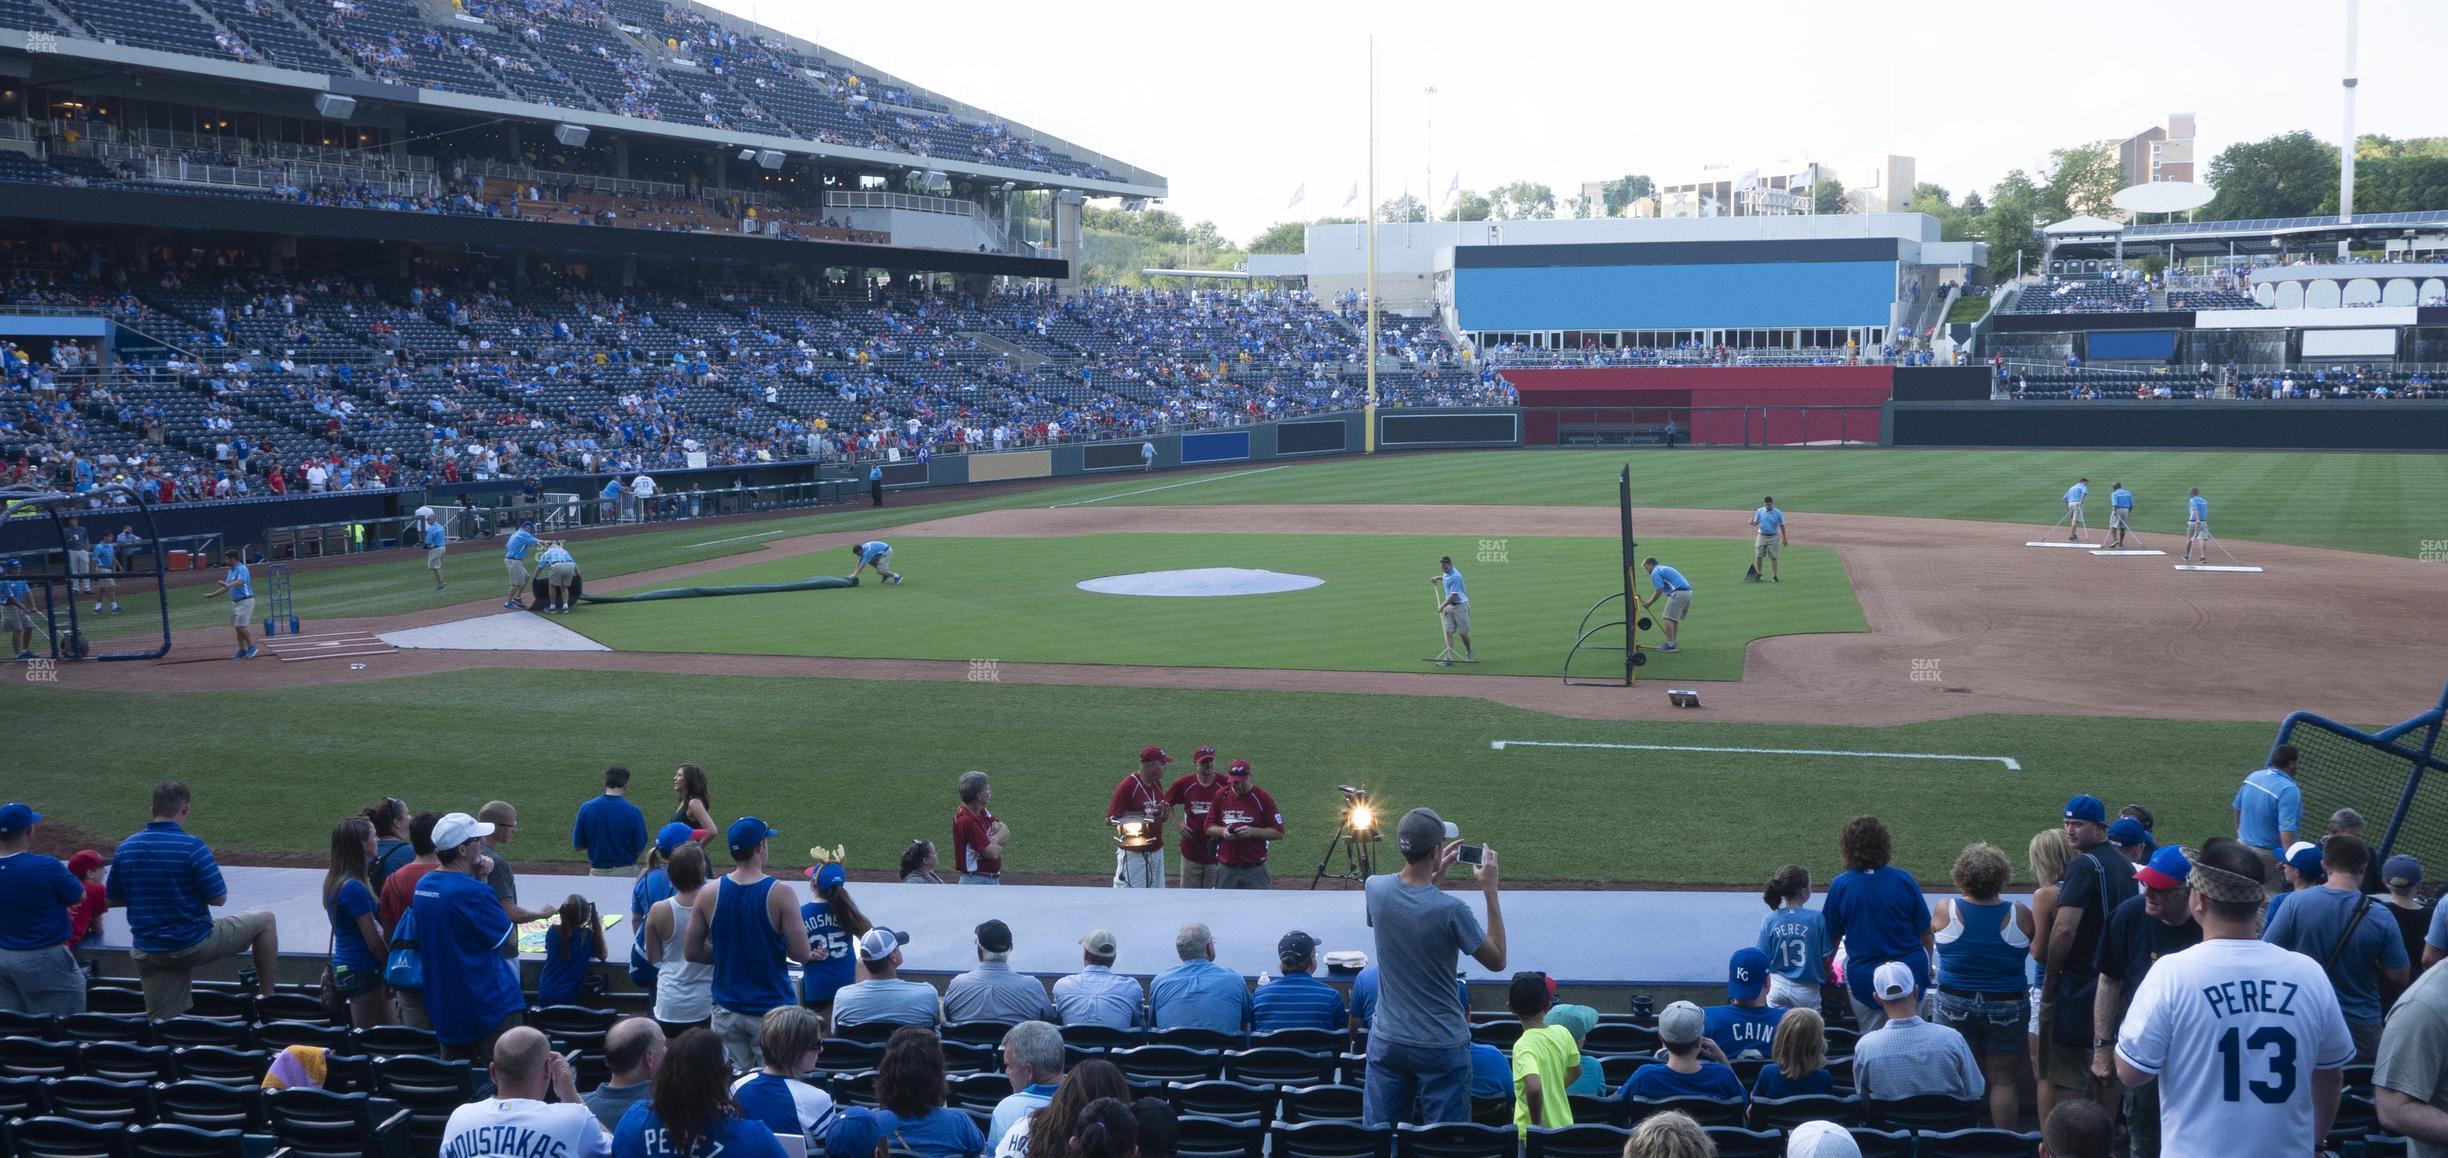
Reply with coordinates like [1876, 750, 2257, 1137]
[1049, 465, 1291, 508]
[684, 529, 793, 549]
[1491, 738, 2022, 772]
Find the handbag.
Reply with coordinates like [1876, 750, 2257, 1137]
[384, 909, 423, 992]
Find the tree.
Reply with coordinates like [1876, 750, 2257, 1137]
[1904, 182, 1971, 241]
[1490, 181, 1557, 220]
[2044, 141, 2122, 219]
[1812, 176, 1850, 215]
[1600, 174, 1655, 217]
[1186, 220, 1229, 252]
[1248, 221, 1307, 254]
[2346, 135, 2448, 214]
[2202, 131, 2338, 221]
[1376, 193, 1426, 223]
[1454, 189, 1494, 222]
[1978, 170, 2044, 281]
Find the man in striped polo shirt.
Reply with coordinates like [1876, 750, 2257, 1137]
[1251, 930, 1349, 1032]
[106, 782, 280, 1019]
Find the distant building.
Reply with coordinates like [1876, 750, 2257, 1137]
[2118, 114, 2197, 186]
[1633, 157, 1916, 218]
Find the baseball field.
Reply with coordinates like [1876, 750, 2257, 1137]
[11, 446, 2446, 888]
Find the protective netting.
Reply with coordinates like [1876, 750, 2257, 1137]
[2278, 689, 2448, 871]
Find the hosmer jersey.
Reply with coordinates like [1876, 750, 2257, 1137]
[2116, 938, 2355, 1158]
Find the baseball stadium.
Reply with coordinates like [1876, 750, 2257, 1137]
[3, 1, 2448, 1154]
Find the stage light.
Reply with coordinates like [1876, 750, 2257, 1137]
[1113, 815, 1159, 851]
[1349, 802, 1374, 833]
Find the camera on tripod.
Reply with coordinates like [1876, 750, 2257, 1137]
[1311, 785, 1378, 888]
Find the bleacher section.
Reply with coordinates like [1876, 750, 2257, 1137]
[2009, 279, 2155, 314]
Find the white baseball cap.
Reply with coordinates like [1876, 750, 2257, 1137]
[1786, 1119, 1862, 1158]
[432, 812, 495, 849]
[1871, 961, 1917, 1002]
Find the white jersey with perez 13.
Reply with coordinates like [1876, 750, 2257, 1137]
[2115, 938, 2355, 1158]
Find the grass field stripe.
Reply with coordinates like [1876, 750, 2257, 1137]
[683, 529, 793, 549]
[1490, 739, 2022, 771]
[1047, 465, 1291, 508]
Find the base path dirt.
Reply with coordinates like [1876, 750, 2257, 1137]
[53, 504, 2447, 727]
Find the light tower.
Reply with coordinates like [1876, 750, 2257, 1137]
[2339, 0, 2359, 258]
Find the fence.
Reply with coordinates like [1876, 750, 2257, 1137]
[1523, 405, 1882, 448]
[259, 478, 866, 560]
[2273, 680, 2448, 874]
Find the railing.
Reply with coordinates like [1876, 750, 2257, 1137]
[58, 122, 437, 174]
[823, 189, 984, 219]
[477, 160, 786, 208]
[56, 139, 440, 198]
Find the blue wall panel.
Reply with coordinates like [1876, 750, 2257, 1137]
[1456, 261, 1897, 330]
[2083, 330, 2177, 360]
[1180, 430, 1251, 464]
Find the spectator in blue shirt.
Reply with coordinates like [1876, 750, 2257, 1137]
[324, 816, 392, 1029]
[412, 811, 526, 1062]
[1468, 1042, 1511, 1099]
[1820, 815, 1932, 1032]
[614, 1028, 786, 1158]
[1251, 930, 1348, 1033]
[1702, 948, 1786, 1059]
[539, 895, 607, 1008]
[1752, 1008, 1837, 1099]
[573, 767, 650, 877]
[0, 801, 88, 1015]
[1620, 1001, 1746, 1105]
[862, 1027, 986, 1158]
[106, 781, 279, 1019]
[1051, 929, 1143, 1029]
[1149, 923, 1250, 1033]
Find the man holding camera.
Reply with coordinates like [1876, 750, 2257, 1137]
[1362, 808, 1506, 1127]
[1207, 761, 1283, 891]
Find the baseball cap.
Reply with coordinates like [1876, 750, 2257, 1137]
[2286, 842, 2327, 880]
[1277, 930, 1318, 962]
[1193, 745, 1215, 762]
[1871, 961, 1917, 1002]
[432, 811, 495, 849]
[1139, 745, 1171, 764]
[2137, 845, 2193, 891]
[811, 862, 847, 891]
[654, 822, 696, 855]
[1785, 1120, 1863, 1158]
[1397, 808, 1460, 858]
[2385, 854, 2425, 888]
[1227, 759, 1251, 778]
[2106, 818, 2154, 849]
[726, 816, 777, 854]
[2064, 794, 2107, 824]
[823, 1107, 888, 1158]
[67, 849, 105, 877]
[858, 928, 910, 962]
[975, 919, 1013, 953]
[1, 559, 18, 570]
[1656, 1000, 1705, 1046]
[1080, 929, 1119, 957]
[0, 802, 40, 835]
[1546, 1003, 1597, 1044]
[1727, 947, 1770, 1002]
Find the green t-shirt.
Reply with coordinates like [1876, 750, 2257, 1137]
[1510, 1023, 1579, 1138]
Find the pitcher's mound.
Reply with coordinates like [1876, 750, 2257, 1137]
[1076, 568, 1324, 597]
[381, 611, 612, 651]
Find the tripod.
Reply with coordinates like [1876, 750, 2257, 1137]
[1309, 822, 1376, 889]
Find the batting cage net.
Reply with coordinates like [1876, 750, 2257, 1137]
[2274, 679, 2448, 872]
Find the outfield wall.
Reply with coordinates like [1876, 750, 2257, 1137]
[1887, 400, 2448, 450]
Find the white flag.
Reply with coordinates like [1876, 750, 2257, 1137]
[1445, 172, 1461, 200]
[1341, 182, 1359, 209]
[1286, 183, 1305, 210]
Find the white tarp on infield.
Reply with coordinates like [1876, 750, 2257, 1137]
[380, 611, 611, 651]
[1076, 568, 1324, 598]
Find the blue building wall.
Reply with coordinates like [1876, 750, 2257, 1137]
[1455, 261, 1898, 331]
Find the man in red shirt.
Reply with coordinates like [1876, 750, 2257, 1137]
[1106, 746, 1171, 890]
[952, 770, 1007, 885]
[1208, 760, 1285, 891]
[1166, 746, 1229, 889]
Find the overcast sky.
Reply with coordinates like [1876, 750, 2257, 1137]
[699, 0, 2447, 245]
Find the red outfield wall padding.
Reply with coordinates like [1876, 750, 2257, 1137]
[1502, 365, 1895, 445]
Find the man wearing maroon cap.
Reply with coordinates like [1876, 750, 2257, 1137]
[1106, 746, 1173, 889]
[1166, 746, 1229, 889]
[1207, 761, 1285, 890]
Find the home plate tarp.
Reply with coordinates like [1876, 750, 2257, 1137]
[380, 612, 611, 652]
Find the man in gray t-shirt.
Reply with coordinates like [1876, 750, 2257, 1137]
[479, 801, 554, 961]
[2264, 835, 2409, 1060]
[1360, 808, 1506, 1127]
[2376, 960, 2448, 1155]
[833, 928, 944, 1029]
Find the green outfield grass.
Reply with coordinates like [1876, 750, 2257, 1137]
[562, 533, 1864, 680]
[8, 669, 2310, 885]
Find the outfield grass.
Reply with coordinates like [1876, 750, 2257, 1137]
[1112, 448, 2448, 558]
[10, 669, 2299, 885]
[563, 534, 1864, 680]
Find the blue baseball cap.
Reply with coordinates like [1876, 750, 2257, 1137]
[2106, 818, 2154, 850]
[808, 862, 846, 891]
[0, 802, 40, 835]
[2136, 845, 2192, 890]
[2385, 854, 2424, 888]
[1727, 947, 1770, 1002]
[2, 559, 18, 570]
[726, 816, 777, 854]
[2064, 795, 2108, 824]
[654, 822, 696, 856]
[2286, 842, 2327, 881]
[823, 1108, 888, 1158]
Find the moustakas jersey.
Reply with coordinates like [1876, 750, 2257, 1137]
[2116, 938, 2354, 1158]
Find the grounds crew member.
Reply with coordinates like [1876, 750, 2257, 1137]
[1748, 497, 1787, 582]
[1640, 557, 1693, 653]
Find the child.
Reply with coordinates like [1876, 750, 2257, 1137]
[537, 895, 605, 1007]
[66, 849, 109, 946]
[1753, 1007, 1835, 1099]
[1506, 971, 1579, 1139]
[1757, 864, 1830, 1009]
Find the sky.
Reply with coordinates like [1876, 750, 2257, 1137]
[697, 0, 2448, 245]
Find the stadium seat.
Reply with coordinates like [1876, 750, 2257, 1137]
[1111, 1045, 1221, 1084]
[79, 1043, 177, 1084]
[157, 1020, 256, 1051]
[2332, 1092, 2381, 1143]
[1055, 1025, 1142, 1050]
[254, 995, 332, 1025]
[1468, 1020, 1524, 1049]
[527, 1006, 617, 1054]
[1748, 1093, 1861, 1131]
[1581, 1023, 1657, 1054]
[151, 1081, 265, 1133]
[261, 1087, 412, 1158]
[1728, 1057, 1767, 1086]
[945, 1072, 1009, 1110]
[816, 1039, 887, 1072]
[1865, 1092, 1980, 1132]
[1394, 1121, 1517, 1157]
[1468, 1095, 1512, 1128]
[0, 1010, 58, 1038]
[939, 1019, 1021, 1047]
[1629, 1094, 1745, 1128]
[1152, 1027, 1247, 1051]
[1524, 1123, 1632, 1158]
[1702, 1127, 1786, 1158]
[2363, 1136, 2412, 1158]
[1914, 1127, 2046, 1157]
[1269, 1119, 1393, 1158]
[349, 1026, 441, 1059]
[1597, 1055, 1654, 1088]
[255, 1023, 351, 1053]
[939, 1041, 995, 1075]
[60, 1013, 155, 1045]
[1848, 1126, 1914, 1158]
[85, 987, 146, 1016]
[828, 1071, 878, 1108]
[5, 1115, 137, 1158]
[1224, 1047, 1339, 1087]
[1564, 1093, 1621, 1126]
[1252, 1028, 1350, 1055]
[1277, 1084, 1364, 1123]
[828, 1020, 906, 1045]
[0, 1073, 51, 1118]
[0, 1036, 80, 1078]
[1336, 1053, 1368, 1088]
[129, 1123, 247, 1158]
[49, 1075, 158, 1125]
[368, 1055, 476, 1150]
[182, 992, 256, 1022]
[1171, 1114, 1265, 1158]
[1165, 1080, 1277, 1121]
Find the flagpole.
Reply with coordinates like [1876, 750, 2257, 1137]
[1365, 36, 1378, 454]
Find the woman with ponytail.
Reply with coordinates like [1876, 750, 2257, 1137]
[1754, 863, 1829, 1009]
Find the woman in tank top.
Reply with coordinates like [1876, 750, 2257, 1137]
[1929, 841, 2034, 1131]
[643, 844, 714, 1034]
[671, 763, 714, 834]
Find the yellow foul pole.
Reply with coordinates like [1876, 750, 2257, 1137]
[1363, 37, 1378, 454]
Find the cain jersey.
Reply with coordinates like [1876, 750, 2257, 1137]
[2116, 938, 2354, 1158]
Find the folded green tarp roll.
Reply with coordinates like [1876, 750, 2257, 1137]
[577, 575, 859, 603]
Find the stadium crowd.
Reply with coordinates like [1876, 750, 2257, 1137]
[2, 741, 2445, 1158]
